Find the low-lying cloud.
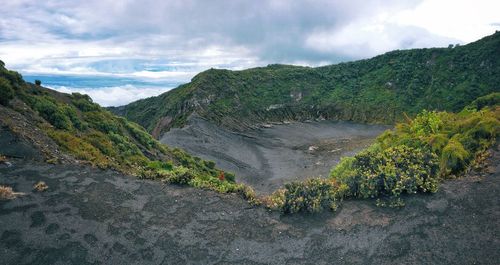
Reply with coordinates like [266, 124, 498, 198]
[48, 85, 174, 107]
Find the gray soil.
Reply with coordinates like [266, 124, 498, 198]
[161, 116, 389, 194]
[1, 147, 499, 264]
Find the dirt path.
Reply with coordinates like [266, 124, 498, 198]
[161, 116, 389, 194]
[1, 148, 499, 264]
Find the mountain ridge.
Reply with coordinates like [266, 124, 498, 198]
[110, 31, 500, 138]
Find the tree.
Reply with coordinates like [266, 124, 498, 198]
[35, 80, 41, 86]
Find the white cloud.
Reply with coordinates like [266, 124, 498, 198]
[48, 85, 174, 107]
[305, 0, 500, 58]
[393, 0, 500, 43]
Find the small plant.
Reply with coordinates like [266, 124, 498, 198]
[0, 185, 24, 200]
[45, 157, 58, 164]
[33, 181, 48, 192]
[0, 155, 7, 163]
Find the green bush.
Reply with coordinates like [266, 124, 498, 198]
[347, 145, 439, 198]
[440, 138, 469, 175]
[468, 92, 500, 110]
[0, 77, 14, 105]
[410, 110, 443, 136]
[163, 166, 196, 184]
[147, 160, 173, 171]
[71, 93, 100, 112]
[267, 178, 349, 213]
[34, 98, 72, 130]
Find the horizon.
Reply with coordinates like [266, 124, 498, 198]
[1, 0, 499, 106]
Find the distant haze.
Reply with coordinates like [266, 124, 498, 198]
[1, 0, 499, 106]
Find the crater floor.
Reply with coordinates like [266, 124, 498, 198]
[161, 116, 389, 193]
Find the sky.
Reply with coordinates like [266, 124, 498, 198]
[1, 0, 499, 106]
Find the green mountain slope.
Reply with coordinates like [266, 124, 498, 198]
[111, 32, 500, 138]
[0, 62, 257, 200]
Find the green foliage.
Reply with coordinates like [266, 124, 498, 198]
[163, 166, 196, 185]
[468, 92, 500, 110]
[410, 110, 443, 136]
[35, 80, 41, 86]
[0, 77, 14, 105]
[344, 145, 440, 198]
[32, 96, 73, 130]
[440, 138, 469, 175]
[71, 93, 100, 112]
[147, 160, 173, 171]
[275, 178, 349, 214]
[47, 129, 112, 168]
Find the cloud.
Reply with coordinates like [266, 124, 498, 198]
[1, 0, 499, 105]
[47, 85, 174, 107]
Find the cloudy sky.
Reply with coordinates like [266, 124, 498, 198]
[1, 0, 499, 106]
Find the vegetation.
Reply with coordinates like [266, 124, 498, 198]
[33, 181, 48, 192]
[266, 100, 499, 213]
[0, 77, 14, 105]
[113, 32, 500, 136]
[0, 185, 24, 200]
[0, 63, 256, 202]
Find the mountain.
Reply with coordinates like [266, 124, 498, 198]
[0, 62, 256, 199]
[110, 32, 500, 138]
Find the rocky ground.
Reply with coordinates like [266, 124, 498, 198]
[161, 116, 389, 194]
[1, 137, 499, 264]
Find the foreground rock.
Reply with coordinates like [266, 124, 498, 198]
[0, 149, 498, 264]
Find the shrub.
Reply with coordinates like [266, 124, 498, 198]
[0, 185, 24, 200]
[123, 120, 157, 150]
[147, 160, 173, 171]
[276, 178, 349, 214]
[71, 93, 100, 112]
[353, 145, 439, 198]
[35, 80, 41, 86]
[468, 92, 500, 110]
[83, 111, 121, 133]
[32, 96, 72, 130]
[237, 185, 260, 205]
[440, 138, 469, 175]
[0, 185, 15, 200]
[204, 160, 216, 169]
[410, 110, 443, 136]
[163, 166, 196, 185]
[33, 181, 48, 192]
[0, 77, 14, 105]
[47, 129, 111, 168]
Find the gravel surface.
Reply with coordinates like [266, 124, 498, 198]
[161, 116, 389, 194]
[1, 149, 498, 264]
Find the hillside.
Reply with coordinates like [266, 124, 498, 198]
[0, 62, 256, 199]
[111, 32, 500, 138]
